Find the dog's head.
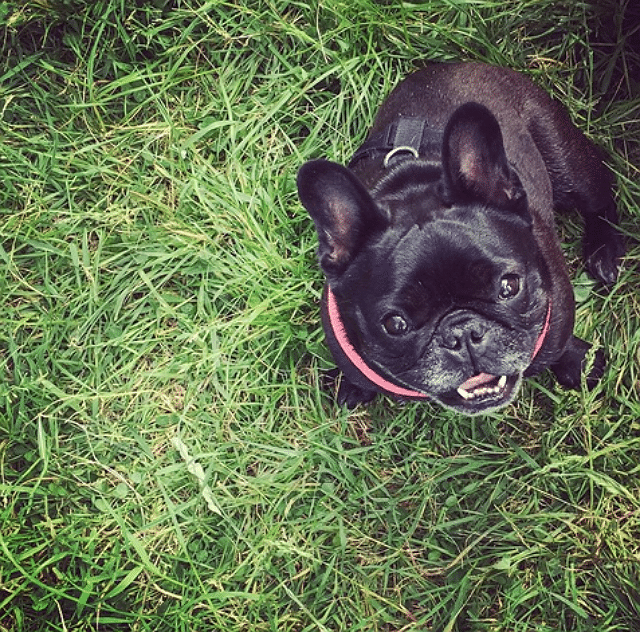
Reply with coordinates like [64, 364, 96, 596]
[298, 103, 553, 413]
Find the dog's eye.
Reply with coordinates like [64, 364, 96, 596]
[383, 314, 410, 336]
[499, 274, 521, 299]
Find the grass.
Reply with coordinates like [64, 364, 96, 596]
[1, 0, 639, 630]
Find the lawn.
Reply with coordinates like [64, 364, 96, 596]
[1, 1, 639, 630]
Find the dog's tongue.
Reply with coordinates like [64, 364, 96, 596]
[459, 373, 496, 390]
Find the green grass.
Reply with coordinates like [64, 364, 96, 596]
[1, 0, 639, 630]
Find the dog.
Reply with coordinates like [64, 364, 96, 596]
[297, 62, 624, 414]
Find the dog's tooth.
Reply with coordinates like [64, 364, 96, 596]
[459, 376, 509, 402]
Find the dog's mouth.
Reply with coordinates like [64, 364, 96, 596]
[450, 372, 519, 410]
[457, 372, 509, 401]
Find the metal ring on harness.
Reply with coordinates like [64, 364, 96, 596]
[383, 146, 420, 168]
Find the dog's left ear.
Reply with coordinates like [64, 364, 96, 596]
[297, 159, 388, 279]
[443, 102, 527, 212]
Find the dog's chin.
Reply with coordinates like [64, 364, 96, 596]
[435, 372, 522, 414]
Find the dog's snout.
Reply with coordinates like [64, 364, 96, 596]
[469, 327, 486, 344]
[440, 314, 489, 351]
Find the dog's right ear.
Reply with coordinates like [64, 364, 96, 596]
[297, 159, 388, 279]
[442, 102, 527, 214]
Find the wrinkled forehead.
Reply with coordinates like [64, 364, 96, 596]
[393, 216, 520, 265]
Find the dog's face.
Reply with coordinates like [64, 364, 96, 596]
[299, 103, 554, 413]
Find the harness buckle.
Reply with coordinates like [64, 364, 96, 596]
[383, 145, 420, 168]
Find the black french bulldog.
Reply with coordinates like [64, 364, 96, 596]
[297, 63, 624, 414]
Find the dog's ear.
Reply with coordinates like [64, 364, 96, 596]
[443, 102, 527, 213]
[297, 159, 388, 278]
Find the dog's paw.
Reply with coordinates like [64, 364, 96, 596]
[551, 336, 605, 391]
[336, 382, 377, 410]
[338, 380, 377, 409]
[584, 348, 606, 391]
[583, 224, 625, 287]
[322, 368, 378, 408]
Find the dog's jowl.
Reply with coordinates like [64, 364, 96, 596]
[298, 62, 624, 414]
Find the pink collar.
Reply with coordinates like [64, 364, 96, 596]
[326, 286, 552, 399]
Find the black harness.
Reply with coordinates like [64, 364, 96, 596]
[348, 117, 444, 169]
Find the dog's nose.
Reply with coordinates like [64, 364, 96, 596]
[440, 315, 489, 351]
